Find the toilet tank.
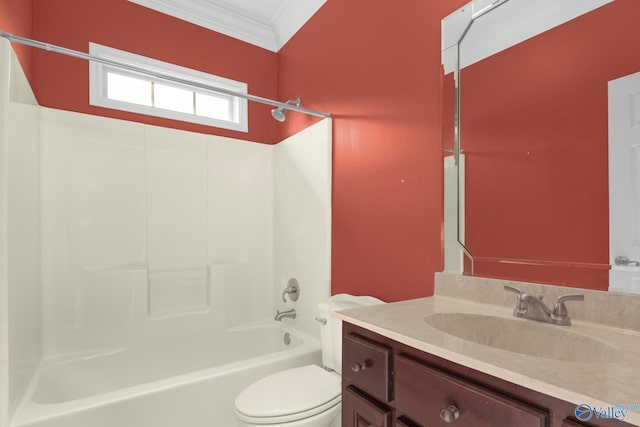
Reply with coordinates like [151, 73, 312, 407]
[317, 294, 385, 374]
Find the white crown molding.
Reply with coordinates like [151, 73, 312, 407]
[129, 0, 326, 52]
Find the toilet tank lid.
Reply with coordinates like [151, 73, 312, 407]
[328, 293, 385, 307]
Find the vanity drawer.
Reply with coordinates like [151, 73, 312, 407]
[343, 333, 393, 402]
[343, 386, 393, 427]
[394, 355, 548, 427]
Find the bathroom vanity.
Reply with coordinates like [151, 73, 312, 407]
[336, 274, 640, 427]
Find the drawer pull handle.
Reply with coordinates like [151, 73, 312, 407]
[439, 405, 460, 423]
[350, 360, 370, 372]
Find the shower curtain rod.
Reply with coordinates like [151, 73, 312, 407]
[0, 30, 331, 119]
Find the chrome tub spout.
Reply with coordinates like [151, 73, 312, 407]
[274, 308, 296, 321]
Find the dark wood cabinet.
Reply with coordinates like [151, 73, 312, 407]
[395, 355, 547, 427]
[342, 322, 637, 427]
[343, 386, 393, 427]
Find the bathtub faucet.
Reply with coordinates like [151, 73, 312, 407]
[282, 278, 300, 302]
[274, 308, 296, 321]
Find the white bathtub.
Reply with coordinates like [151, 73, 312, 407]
[11, 321, 321, 427]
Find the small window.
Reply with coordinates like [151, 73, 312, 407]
[89, 43, 248, 132]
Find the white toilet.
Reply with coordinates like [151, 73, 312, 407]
[234, 294, 384, 427]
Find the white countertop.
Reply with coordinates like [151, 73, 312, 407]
[334, 295, 640, 425]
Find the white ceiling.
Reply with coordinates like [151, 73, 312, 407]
[129, 0, 327, 52]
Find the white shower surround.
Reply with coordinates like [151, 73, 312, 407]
[0, 39, 42, 427]
[0, 39, 332, 427]
[37, 106, 331, 355]
[39, 109, 278, 356]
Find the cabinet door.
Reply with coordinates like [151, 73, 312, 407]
[395, 355, 548, 427]
[343, 386, 393, 427]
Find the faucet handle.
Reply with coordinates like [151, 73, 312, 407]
[504, 285, 529, 312]
[504, 285, 543, 300]
[553, 294, 584, 317]
[504, 285, 524, 295]
[282, 278, 300, 303]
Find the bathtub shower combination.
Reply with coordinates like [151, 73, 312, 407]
[0, 38, 332, 427]
[14, 323, 321, 427]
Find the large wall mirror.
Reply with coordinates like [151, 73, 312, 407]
[442, 0, 640, 294]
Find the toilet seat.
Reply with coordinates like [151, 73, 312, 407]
[235, 365, 341, 425]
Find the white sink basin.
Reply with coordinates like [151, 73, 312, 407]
[425, 313, 623, 363]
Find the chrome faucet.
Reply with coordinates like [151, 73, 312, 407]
[504, 285, 584, 326]
[274, 308, 296, 321]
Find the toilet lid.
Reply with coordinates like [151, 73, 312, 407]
[235, 365, 341, 422]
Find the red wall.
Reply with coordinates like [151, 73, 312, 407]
[0, 0, 33, 83]
[458, 0, 640, 290]
[30, 0, 278, 143]
[277, 0, 466, 301]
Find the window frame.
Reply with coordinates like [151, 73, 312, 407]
[89, 43, 248, 132]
